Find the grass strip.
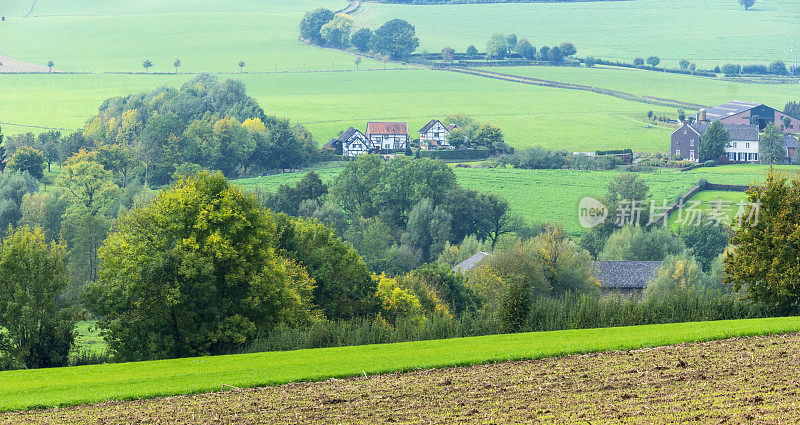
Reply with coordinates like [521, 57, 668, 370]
[1, 316, 798, 412]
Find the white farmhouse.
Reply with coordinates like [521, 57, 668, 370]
[324, 127, 371, 157]
[418, 119, 457, 150]
[366, 122, 408, 153]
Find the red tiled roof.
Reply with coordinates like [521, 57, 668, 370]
[367, 121, 408, 135]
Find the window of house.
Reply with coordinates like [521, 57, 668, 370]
[746, 143, 750, 149]
[731, 142, 737, 148]
[690, 139, 695, 146]
[675, 149, 680, 157]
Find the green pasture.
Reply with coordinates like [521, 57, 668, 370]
[667, 190, 749, 228]
[0, 70, 675, 150]
[2, 317, 799, 412]
[0, 0, 382, 73]
[235, 163, 795, 235]
[489, 66, 800, 110]
[353, 0, 799, 67]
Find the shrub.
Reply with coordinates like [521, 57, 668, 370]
[703, 160, 717, 167]
[418, 149, 491, 161]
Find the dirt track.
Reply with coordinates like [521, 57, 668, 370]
[4, 333, 800, 424]
[0, 54, 62, 73]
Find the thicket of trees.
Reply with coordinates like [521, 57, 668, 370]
[721, 60, 789, 76]
[300, 9, 419, 59]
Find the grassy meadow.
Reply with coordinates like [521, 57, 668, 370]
[0, 0, 384, 73]
[488, 66, 800, 109]
[667, 190, 749, 228]
[0, 70, 675, 150]
[2, 317, 799, 412]
[353, 0, 800, 67]
[235, 164, 797, 234]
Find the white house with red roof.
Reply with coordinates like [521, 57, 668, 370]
[366, 121, 408, 152]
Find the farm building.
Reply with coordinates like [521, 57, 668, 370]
[367, 121, 408, 152]
[418, 119, 457, 150]
[452, 251, 492, 274]
[323, 127, 371, 157]
[671, 122, 798, 163]
[591, 261, 661, 299]
[696, 101, 800, 132]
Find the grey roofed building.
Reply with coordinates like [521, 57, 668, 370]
[784, 134, 798, 149]
[452, 251, 492, 273]
[591, 261, 662, 298]
[689, 122, 759, 141]
[703, 101, 763, 121]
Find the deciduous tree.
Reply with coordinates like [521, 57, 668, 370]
[759, 124, 786, 164]
[86, 172, 318, 360]
[0, 226, 75, 370]
[724, 168, 800, 306]
[699, 120, 730, 161]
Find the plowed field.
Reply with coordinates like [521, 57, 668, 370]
[4, 333, 799, 424]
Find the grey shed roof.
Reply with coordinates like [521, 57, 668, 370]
[784, 134, 798, 149]
[704, 101, 763, 121]
[689, 123, 759, 142]
[452, 251, 492, 273]
[591, 261, 662, 290]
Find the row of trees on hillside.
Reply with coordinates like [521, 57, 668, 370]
[4, 75, 318, 187]
[300, 8, 419, 59]
[720, 60, 793, 77]
[259, 156, 526, 275]
[3, 165, 799, 368]
[483, 33, 576, 62]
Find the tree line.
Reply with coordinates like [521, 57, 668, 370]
[300, 8, 420, 59]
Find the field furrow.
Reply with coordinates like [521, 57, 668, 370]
[4, 332, 799, 424]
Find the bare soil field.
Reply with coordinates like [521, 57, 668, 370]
[4, 333, 800, 424]
[0, 54, 61, 73]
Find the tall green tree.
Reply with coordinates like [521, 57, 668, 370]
[759, 124, 786, 164]
[646, 56, 661, 69]
[57, 150, 119, 286]
[515, 38, 535, 60]
[6, 147, 45, 180]
[0, 226, 75, 370]
[351, 28, 372, 52]
[724, 169, 800, 306]
[86, 172, 318, 361]
[486, 33, 509, 59]
[299, 8, 335, 45]
[273, 214, 377, 319]
[559, 42, 576, 57]
[369, 19, 419, 59]
[320, 13, 353, 48]
[699, 120, 730, 161]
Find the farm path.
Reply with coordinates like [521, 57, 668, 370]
[4, 332, 799, 424]
[0, 53, 62, 73]
[445, 66, 707, 111]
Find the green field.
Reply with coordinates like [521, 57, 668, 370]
[0, 69, 675, 150]
[2, 317, 799, 412]
[667, 190, 749, 227]
[487, 66, 800, 110]
[235, 164, 797, 235]
[0, 0, 386, 73]
[353, 0, 800, 67]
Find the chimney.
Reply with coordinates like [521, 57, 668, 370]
[698, 109, 707, 122]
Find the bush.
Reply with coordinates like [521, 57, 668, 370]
[418, 149, 491, 161]
[703, 160, 717, 167]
